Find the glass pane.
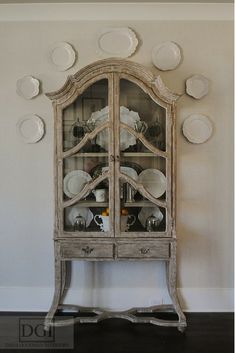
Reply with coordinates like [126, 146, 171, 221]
[119, 156, 166, 201]
[119, 79, 167, 233]
[63, 154, 110, 233]
[62, 79, 108, 152]
[119, 79, 166, 152]
[119, 186, 166, 233]
[62, 79, 112, 233]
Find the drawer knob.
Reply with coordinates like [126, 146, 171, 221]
[82, 246, 94, 255]
[140, 247, 150, 255]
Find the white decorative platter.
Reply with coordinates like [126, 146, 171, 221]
[138, 169, 166, 198]
[138, 207, 163, 229]
[88, 106, 140, 151]
[152, 41, 181, 71]
[182, 114, 213, 144]
[186, 75, 209, 99]
[48, 42, 76, 71]
[16, 76, 40, 99]
[16, 114, 44, 143]
[68, 206, 93, 227]
[97, 27, 138, 58]
[63, 170, 92, 198]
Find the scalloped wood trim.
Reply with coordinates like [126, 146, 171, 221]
[152, 76, 182, 103]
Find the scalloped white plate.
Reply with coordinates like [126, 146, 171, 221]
[17, 114, 44, 143]
[152, 41, 181, 71]
[182, 114, 213, 144]
[97, 27, 138, 58]
[186, 75, 209, 99]
[48, 42, 76, 71]
[16, 76, 40, 99]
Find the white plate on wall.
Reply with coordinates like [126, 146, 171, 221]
[68, 206, 93, 227]
[17, 114, 44, 143]
[97, 27, 138, 58]
[16, 76, 40, 100]
[182, 114, 213, 144]
[138, 169, 166, 198]
[64, 170, 92, 198]
[152, 41, 181, 71]
[186, 75, 209, 99]
[48, 42, 76, 71]
[138, 206, 163, 229]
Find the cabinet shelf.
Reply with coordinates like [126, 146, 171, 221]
[67, 200, 109, 207]
[123, 200, 158, 207]
[67, 152, 158, 158]
[65, 200, 163, 208]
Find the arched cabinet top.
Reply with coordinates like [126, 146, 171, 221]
[46, 58, 181, 105]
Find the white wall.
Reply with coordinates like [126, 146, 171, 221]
[0, 3, 233, 312]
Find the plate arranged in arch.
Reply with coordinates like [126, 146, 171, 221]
[152, 41, 181, 71]
[16, 114, 44, 143]
[97, 27, 138, 58]
[182, 114, 213, 144]
[16, 76, 40, 100]
[186, 75, 209, 99]
[48, 42, 76, 71]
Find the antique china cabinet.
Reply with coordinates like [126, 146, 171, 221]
[45, 59, 186, 332]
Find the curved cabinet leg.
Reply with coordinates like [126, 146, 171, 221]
[44, 255, 63, 331]
[60, 260, 67, 301]
[60, 261, 72, 302]
[166, 242, 187, 330]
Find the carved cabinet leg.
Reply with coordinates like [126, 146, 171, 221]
[60, 261, 72, 303]
[166, 242, 187, 331]
[44, 255, 64, 331]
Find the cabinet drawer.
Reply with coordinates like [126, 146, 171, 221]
[60, 242, 114, 259]
[117, 242, 170, 259]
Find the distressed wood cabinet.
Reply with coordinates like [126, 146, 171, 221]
[45, 59, 186, 332]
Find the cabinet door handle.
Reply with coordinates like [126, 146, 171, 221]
[140, 247, 150, 255]
[82, 246, 94, 255]
[116, 155, 120, 161]
[110, 155, 115, 162]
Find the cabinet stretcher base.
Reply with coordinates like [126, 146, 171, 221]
[45, 241, 187, 333]
[45, 304, 186, 332]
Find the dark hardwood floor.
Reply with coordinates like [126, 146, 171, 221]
[0, 312, 234, 353]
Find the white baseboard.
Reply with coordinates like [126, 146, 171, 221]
[0, 286, 233, 312]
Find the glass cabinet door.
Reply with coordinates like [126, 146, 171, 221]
[115, 78, 168, 236]
[61, 79, 114, 236]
